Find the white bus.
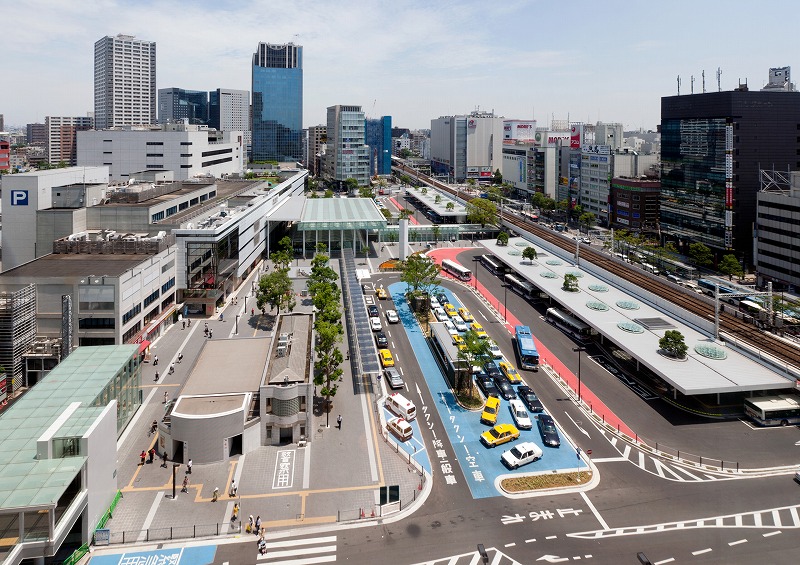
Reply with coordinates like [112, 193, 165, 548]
[545, 307, 592, 342]
[505, 273, 535, 300]
[744, 395, 800, 427]
[479, 254, 505, 275]
[441, 259, 472, 282]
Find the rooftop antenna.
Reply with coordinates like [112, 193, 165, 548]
[717, 67, 722, 92]
[677, 75, 681, 95]
[702, 70, 706, 93]
[691, 75, 695, 94]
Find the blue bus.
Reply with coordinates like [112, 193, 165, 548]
[514, 325, 540, 371]
[697, 279, 739, 304]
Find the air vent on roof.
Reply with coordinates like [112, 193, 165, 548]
[633, 318, 676, 330]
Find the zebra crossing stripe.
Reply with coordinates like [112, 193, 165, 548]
[789, 506, 800, 526]
[621, 444, 631, 459]
[651, 458, 685, 481]
[771, 510, 782, 527]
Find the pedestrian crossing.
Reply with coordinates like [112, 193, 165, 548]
[597, 432, 737, 482]
[412, 547, 522, 565]
[256, 534, 337, 564]
[568, 503, 800, 540]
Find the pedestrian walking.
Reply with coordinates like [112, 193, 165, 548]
[220, 313, 224, 322]
[212, 487, 219, 502]
[181, 476, 189, 493]
[182, 319, 186, 329]
[186, 459, 192, 474]
[177, 352, 183, 364]
[231, 503, 240, 523]
[161, 451, 168, 468]
[163, 391, 168, 404]
[154, 371, 160, 382]
[229, 479, 238, 497]
[208, 328, 213, 338]
[247, 515, 254, 534]
[255, 515, 261, 534]
[153, 355, 159, 366]
[148, 448, 155, 464]
[251, 308, 255, 316]
[337, 414, 342, 429]
[168, 363, 175, 375]
[187, 318, 191, 327]
[139, 451, 146, 466]
[149, 420, 158, 436]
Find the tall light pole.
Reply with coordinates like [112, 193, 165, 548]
[503, 274, 508, 321]
[573, 346, 586, 403]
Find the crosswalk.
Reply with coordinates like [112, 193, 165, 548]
[568, 503, 800, 540]
[596, 432, 738, 482]
[413, 547, 523, 565]
[256, 534, 337, 564]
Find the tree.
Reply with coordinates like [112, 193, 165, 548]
[496, 231, 509, 246]
[358, 185, 375, 199]
[688, 242, 713, 267]
[562, 273, 579, 292]
[718, 254, 743, 280]
[421, 187, 428, 195]
[256, 268, 296, 315]
[522, 246, 538, 263]
[578, 212, 596, 230]
[446, 202, 455, 211]
[344, 177, 359, 195]
[492, 169, 503, 185]
[314, 320, 344, 407]
[398, 208, 413, 220]
[271, 236, 293, 271]
[399, 148, 412, 159]
[381, 208, 393, 220]
[434, 194, 442, 204]
[466, 198, 497, 227]
[455, 330, 492, 392]
[323, 189, 334, 198]
[400, 253, 441, 295]
[659, 330, 688, 359]
[467, 178, 477, 192]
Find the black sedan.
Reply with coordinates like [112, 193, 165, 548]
[517, 386, 544, 413]
[492, 376, 516, 401]
[484, 361, 502, 380]
[436, 292, 448, 305]
[368, 305, 380, 318]
[537, 414, 561, 447]
[375, 332, 388, 348]
[476, 373, 500, 398]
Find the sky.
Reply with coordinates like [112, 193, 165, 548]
[2, 0, 796, 131]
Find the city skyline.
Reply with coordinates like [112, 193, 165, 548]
[3, 0, 796, 130]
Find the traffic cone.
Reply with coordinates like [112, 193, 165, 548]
[371, 509, 375, 518]
[360, 508, 365, 518]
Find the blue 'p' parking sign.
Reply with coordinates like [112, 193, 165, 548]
[10, 190, 29, 205]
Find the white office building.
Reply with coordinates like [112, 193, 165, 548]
[45, 116, 93, 165]
[94, 34, 157, 129]
[322, 105, 370, 188]
[77, 124, 244, 181]
[430, 111, 504, 182]
[210, 88, 251, 152]
[580, 144, 614, 224]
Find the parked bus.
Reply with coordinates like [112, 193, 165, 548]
[441, 259, 472, 282]
[697, 279, 738, 303]
[505, 273, 535, 300]
[545, 307, 592, 342]
[479, 254, 506, 276]
[744, 394, 800, 427]
[514, 325, 540, 371]
[739, 299, 765, 318]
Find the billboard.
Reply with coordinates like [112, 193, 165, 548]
[570, 124, 583, 148]
[503, 120, 537, 141]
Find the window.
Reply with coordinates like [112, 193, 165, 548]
[146, 153, 163, 157]
[146, 142, 164, 146]
[152, 211, 165, 222]
[143, 289, 160, 307]
[122, 303, 142, 324]
[161, 277, 175, 293]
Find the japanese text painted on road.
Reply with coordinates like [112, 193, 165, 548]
[272, 449, 295, 489]
[501, 508, 583, 525]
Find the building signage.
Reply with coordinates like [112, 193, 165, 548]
[582, 145, 611, 155]
[10, 190, 28, 206]
[725, 181, 733, 208]
[503, 120, 536, 141]
[468, 119, 477, 128]
[570, 124, 583, 148]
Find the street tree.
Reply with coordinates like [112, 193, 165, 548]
[435, 194, 442, 204]
[398, 208, 413, 220]
[446, 202, 455, 211]
[466, 198, 497, 227]
[323, 189, 334, 198]
[578, 212, 596, 230]
[344, 177, 360, 195]
[455, 329, 492, 392]
[400, 253, 441, 296]
[718, 254, 743, 280]
[688, 242, 713, 267]
[496, 231, 509, 246]
[562, 273, 579, 292]
[522, 246, 538, 263]
[492, 169, 503, 185]
[358, 185, 375, 199]
[314, 320, 344, 409]
[256, 268, 296, 315]
[659, 330, 688, 359]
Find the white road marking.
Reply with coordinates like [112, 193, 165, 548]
[563, 411, 590, 438]
[789, 506, 800, 526]
[691, 548, 712, 555]
[728, 539, 747, 546]
[479, 311, 488, 321]
[302, 445, 311, 489]
[545, 535, 558, 539]
[580, 491, 610, 530]
[525, 538, 537, 543]
[137, 491, 164, 542]
[621, 444, 631, 459]
[358, 387, 379, 482]
[763, 530, 781, 537]
[653, 559, 675, 565]
[505, 542, 516, 547]
[591, 457, 628, 463]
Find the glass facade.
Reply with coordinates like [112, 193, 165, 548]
[251, 43, 303, 162]
[365, 116, 392, 175]
[184, 230, 240, 306]
[660, 117, 728, 249]
[157, 88, 209, 125]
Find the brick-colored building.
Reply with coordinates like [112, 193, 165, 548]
[611, 177, 661, 233]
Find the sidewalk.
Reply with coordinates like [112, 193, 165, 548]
[101, 255, 424, 549]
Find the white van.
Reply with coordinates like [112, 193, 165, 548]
[385, 393, 417, 421]
[681, 282, 704, 294]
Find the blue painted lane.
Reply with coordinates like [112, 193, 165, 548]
[381, 404, 431, 474]
[390, 282, 587, 500]
[89, 544, 217, 565]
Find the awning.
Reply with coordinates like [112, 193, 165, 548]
[138, 340, 151, 354]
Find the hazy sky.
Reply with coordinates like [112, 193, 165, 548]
[2, 0, 795, 130]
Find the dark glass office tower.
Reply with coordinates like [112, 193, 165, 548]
[365, 116, 392, 175]
[251, 42, 303, 162]
[158, 88, 209, 124]
[660, 88, 800, 264]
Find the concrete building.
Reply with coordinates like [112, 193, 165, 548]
[365, 116, 392, 176]
[755, 170, 800, 291]
[580, 144, 613, 225]
[610, 177, 661, 233]
[26, 122, 47, 146]
[594, 122, 624, 151]
[612, 150, 659, 178]
[45, 116, 93, 165]
[77, 123, 244, 181]
[0, 285, 37, 395]
[0, 167, 110, 271]
[94, 34, 157, 129]
[0, 139, 10, 172]
[501, 144, 530, 194]
[251, 42, 303, 162]
[0, 345, 141, 565]
[660, 72, 800, 265]
[430, 111, 504, 182]
[322, 105, 370, 189]
[305, 124, 326, 176]
[209, 88, 251, 153]
[158, 88, 209, 125]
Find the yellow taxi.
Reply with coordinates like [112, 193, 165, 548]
[379, 349, 395, 367]
[498, 361, 523, 384]
[480, 423, 520, 448]
[458, 307, 474, 322]
[376, 287, 388, 300]
[470, 322, 488, 339]
[444, 303, 459, 318]
[480, 396, 501, 425]
[452, 334, 465, 347]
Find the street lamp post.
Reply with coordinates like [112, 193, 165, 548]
[235, 314, 239, 335]
[573, 347, 586, 403]
[503, 274, 508, 321]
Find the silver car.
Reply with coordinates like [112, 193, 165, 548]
[384, 368, 404, 390]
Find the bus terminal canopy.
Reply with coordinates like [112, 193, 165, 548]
[296, 198, 387, 231]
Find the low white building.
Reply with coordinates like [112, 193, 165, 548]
[77, 123, 244, 181]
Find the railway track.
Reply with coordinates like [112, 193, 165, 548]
[394, 162, 800, 371]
